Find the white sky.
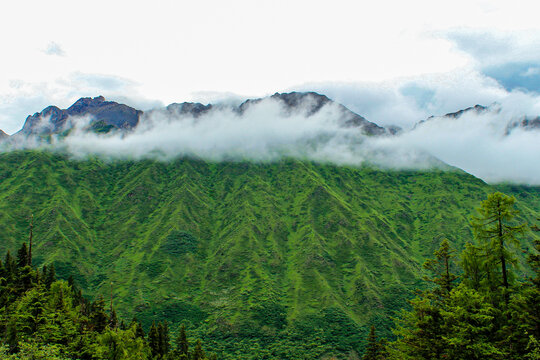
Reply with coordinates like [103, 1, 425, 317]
[1, 0, 540, 133]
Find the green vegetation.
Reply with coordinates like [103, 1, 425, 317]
[385, 193, 540, 359]
[0, 150, 538, 358]
[0, 243, 214, 359]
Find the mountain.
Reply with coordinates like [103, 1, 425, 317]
[507, 115, 540, 133]
[164, 102, 214, 118]
[417, 103, 540, 133]
[0, 129, 8, 140]
[238, 92, 387, 135]
[17, 95, 142, 136]
[13, 92, 388, 139]
[0, 150, 538, 359]
[1, 94, 539, 357]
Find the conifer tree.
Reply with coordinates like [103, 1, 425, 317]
[461, 243, 484, 290]
[362, 325, 385, 360]
[161, 320, 170, 356]
[131, 317, 145, 338]
[176, 324, 189, 357]
[45, 263, 56, 289]
[423, 238, 458, 299]
[16, 242, 30, 268]
[155, 321, 170, 358]
[4, 251, 15, 282]
[90, 296, 109, 333]
[109, 308, 118, 329]
[41, 264, 47, 283]
[28, 214, 33, 266]
[192, 339, 206, 360]
[148, 321, 160, 358]
[6, 320, 19, 354]
[471, 192, 527, 304]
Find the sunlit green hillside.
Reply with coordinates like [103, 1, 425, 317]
[0, 151, 538, 359]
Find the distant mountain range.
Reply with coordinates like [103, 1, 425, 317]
[1, 92, 538, 141]
[2, 92, 387, 138]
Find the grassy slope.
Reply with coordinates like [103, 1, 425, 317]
[0, 151, 538, 358]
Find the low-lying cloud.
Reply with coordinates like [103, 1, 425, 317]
[2, 95, 539, 185]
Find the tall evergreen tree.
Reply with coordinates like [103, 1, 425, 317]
[28, 214, 33, 266]
[45, 263, 56, 289]
[6, 320, 19, 354]
[461, 243, 484, 290]
[109, 308, 118, 329]
[148, 321, 160, 359]
[470, 192, 527, 304]
[192, 339, 206, 360]
[157, 321, 170, 358]
[4, 251, 15, 277]
[175, 324, 189, 359]
[362, 325, 385, 360]
[16, 242, 30, 268]
[423, 238, 458, 299]
[89, 296, 109, 333]
[130, 317, 145, 339]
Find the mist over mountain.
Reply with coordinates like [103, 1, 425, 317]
[1, 91, 539, 184]
[417, 103, 540, 133]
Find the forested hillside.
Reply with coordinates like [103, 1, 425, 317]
[0, 150, 538, 358]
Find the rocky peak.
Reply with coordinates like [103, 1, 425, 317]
[67, 95, 107, 115]
[506, 116, 540, 134]
[165, 102, 213, 117]
[18, 96, 142, 135]
[237, 91, 386, 136]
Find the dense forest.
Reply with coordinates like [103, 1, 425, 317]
[0, 241, 215, 359]
[1, 191, 538, 359]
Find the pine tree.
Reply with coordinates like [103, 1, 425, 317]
[90, 296, 109, 333]
[6, 320, 19, 354]
[4, 251, 16, 281]
[471, 192, 527, 304]
[156, 321, 170, 358]
[461, 243, 484, 290]
[175, 324, 189, 359]
[178, 324, 189, 355]
[440, 284, 503, 359]
[109, 308, 118, 329]
[45, 263, 56, 289]
[131, 317, 145, 338]
[363, 325, 384, 360]
[28, 214, 33, 267]
[148, 321, 160, 358]
[16, 242, 30, 268]
[423, 238, 458, 299]
[192, 339, 206, 360]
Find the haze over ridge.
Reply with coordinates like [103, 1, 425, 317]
[0, 91, 538, 185]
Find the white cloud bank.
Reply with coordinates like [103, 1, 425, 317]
[3, 96, 539, 185]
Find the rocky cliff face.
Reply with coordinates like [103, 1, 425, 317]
[15, 92, 389, 138]
[18, 96, 142, 136]
[238, 92, 387, 135]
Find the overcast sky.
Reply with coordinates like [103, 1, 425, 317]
[2, 0, 540, 134]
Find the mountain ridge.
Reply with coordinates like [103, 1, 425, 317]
[10, 92, 387, 138]
[4, 93, 539, 142]
[415, 102, 540, 133]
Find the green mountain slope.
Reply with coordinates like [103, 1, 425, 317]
[0, 150, 538, 359]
